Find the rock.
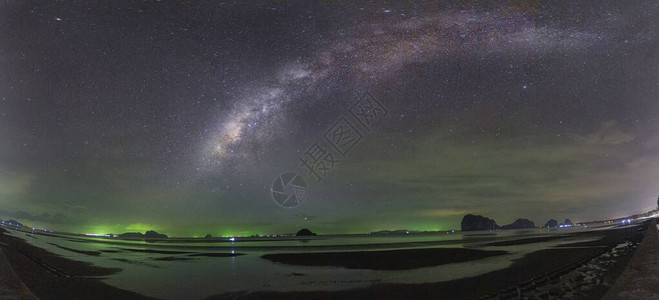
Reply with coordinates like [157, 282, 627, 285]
[118, 232, 144, 239]
[295, 228, 317, 236]
[544, 219, 558, 228]
[370, 230, 393, 234]
[119, 231, 168, 239]
[461, 214, 499, 231]
[500, 218, 536, 229]
[144, 230, 168, 238]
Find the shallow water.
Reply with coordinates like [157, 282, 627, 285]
[2, 225, 613, 300]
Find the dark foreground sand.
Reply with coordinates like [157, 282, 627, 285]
[604, 219, 659, 299]
[0, 247, 38, 299]
[0, 227, 156, 300]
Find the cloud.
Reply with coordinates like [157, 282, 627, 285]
[574, 121, 635, 145]
[124, 223, 159, 232]
[0, 171, 33, 198]
[323, 122, 656, 224]
[419, 209, 471, 217]
[0, 210, 73, 226]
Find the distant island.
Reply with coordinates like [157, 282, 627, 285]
[461, 214, 536, 231]
[296, 228, 317, 236]
[544, 219, 558, 228]
[461, 214, 581, 231]
[461, 214, 499, 231]
[2, 219, 24, 227]
[544, 219, 574, 228]
[500, 218, 536, 230]
[118, 230, 168, 239]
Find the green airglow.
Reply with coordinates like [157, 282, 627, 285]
[71, 220, 456, 237]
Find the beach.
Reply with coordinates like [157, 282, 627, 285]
[0, 227, 156, 299]
[219, 223, 649, 299]
[0, 221, 654, 299]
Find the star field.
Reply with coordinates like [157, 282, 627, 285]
[0, 1, 657, 236]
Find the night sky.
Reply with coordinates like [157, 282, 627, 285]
[1, 1, 657, 236]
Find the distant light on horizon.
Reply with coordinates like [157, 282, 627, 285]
[84, 233, 111, 237]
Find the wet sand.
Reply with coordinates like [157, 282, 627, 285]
[604, 219, 659, 299]
[0, 222, 651, 299]
[0, 227, 156, 300]
[0, 247, 38, 299]
[213, 222, 649, 300]
[50, 243, 102, 256]
[262, 248, 508, 270]
[481, 234, 575, 246]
